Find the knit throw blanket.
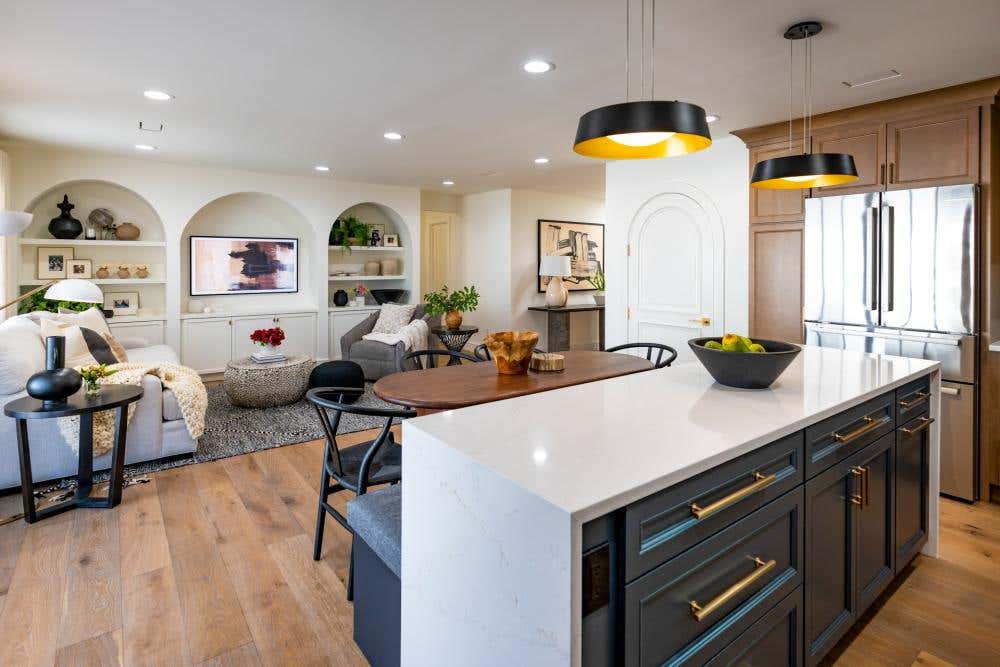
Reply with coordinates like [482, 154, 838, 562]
[59, 362, 207, 457]
[362, 317, 429, 351]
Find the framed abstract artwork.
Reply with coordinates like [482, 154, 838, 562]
[536, 219, 604, 292]
[190, 236, 299, 296]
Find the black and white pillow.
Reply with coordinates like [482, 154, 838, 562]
[39, 320, 119, 367]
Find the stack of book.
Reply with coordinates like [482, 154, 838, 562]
[250, 350, 287, 364]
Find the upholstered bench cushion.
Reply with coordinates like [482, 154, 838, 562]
[348, 484, 401, 578]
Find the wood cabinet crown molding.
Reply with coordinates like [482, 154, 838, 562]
[732, 76, 1000, 147]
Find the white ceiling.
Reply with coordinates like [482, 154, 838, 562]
[2, 0, 998, 200]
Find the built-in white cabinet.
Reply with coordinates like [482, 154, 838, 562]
[329, 307, 379, 359]
[181, 311, 317, 374]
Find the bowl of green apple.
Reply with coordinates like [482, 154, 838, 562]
[688, 334, 801, 389]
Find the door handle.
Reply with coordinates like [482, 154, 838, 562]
[880, 164, 886, 185]
[941, 386, 960, 396]
[884, 205, 895, 313]
[689, 557, 776, 622]
[833, 414, 889, 444]
[899, 391, 929, 409]
[889, 162, 895, 184]
[869, 207, 879, 311]
[689, 316, 711, 326]
[851, 466, 870, 507]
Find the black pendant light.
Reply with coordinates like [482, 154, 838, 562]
[751, 21, 858, 189]
[574, 0, 711, 159]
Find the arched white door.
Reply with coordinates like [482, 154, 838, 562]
[627, 190, 724, 363]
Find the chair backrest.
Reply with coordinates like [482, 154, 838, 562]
[604, 342, 678, 369]
[398, 349, 480, 372]
[306, 387, 417, 493]
[473, 344, 546, 361]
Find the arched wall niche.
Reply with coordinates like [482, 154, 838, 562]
[328, 201, 414, 306]
[23, 179, 165, 240]
[180, 192, 316, 313]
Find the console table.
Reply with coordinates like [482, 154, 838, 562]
[528, 304, 605, 352]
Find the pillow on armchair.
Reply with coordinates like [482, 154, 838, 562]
[372, 303, 417, 334]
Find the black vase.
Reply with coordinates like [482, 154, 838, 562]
[48, 195, 83, 239]
[26, 336, 82, 407]
[333, 289, 349, 307]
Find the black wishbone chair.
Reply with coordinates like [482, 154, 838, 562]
[472, 344, 546, 361]
[307, 386, 417, 600]
[604, 342, 678, 369]
[397, 349, 480, 371]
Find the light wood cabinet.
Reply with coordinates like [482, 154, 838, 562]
[749, 223, 803, 343]
[810, 123, 886, 195]
[886, 106, 980, 189]
[750, 142, 807, 224]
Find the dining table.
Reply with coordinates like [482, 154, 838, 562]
[373, 349, 654, 415]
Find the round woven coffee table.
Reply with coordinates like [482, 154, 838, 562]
[224, 356, 313, 408]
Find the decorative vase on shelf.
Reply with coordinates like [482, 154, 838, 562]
[363, 260, 381, 276]
[135, 265, 149, 279]
[87, 208, 113, 240]
[48, 195, 83, 239]
[445, 310, 463, 330]
[593, 291, 606, 306]
[117, 266, 131, 279]
[116, 222, 140, 240]
[25, 336, 82, 407]
[333, 290, 349, 307]
[379, 258, 399, 276]
[95, 266, 110, 279]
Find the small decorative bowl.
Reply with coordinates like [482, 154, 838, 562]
[688, 337, 801, 389]
[483, 330, 540, 375]
[370, 289, 407, 304]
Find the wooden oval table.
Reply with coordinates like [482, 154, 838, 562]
[373, 350, 654, 415]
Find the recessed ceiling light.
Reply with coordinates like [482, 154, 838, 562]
[143, 90, 173, 101]
[442, 180, 455, 186]
[534, 157, 550, 164]
[522, 60, 555, 74]
[314, 165, 330, 172]
[705, 114, 720, 123]
[383, 131, 404, 141]
[134, 144, 157, 151]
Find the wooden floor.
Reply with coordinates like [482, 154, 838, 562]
[0, 431, 998, 666]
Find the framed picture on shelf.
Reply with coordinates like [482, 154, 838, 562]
[37, 247, 74, 280]
[67, 259, 93, 279]
[189, 235, 299, 296]
[383, 233, 399, 247]
[537, 219, 605, 292]
[369, 223, 386, 246]
[104, 292, 139, 316]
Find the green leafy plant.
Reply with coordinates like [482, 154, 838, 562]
[338, 216, 371, 253]
[586, 269, 606, 291]
[17, 290, 93, 315]
[78, 363, 118, 393]
[423, 285, 480, 316]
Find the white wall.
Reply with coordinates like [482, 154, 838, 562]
[605, 135, 749, 347]
[2, 141, 421, 358]
[459, 189, 512, 338]
[420, 190, 462, 214]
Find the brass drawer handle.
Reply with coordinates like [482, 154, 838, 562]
[690, 557, 777, 622]
[900, 416, 934, 436]
[833, 414, 888, 444]
[899, 391, 929, 409]
[690, 472, 777, 520]
[851, 466, 870, 507]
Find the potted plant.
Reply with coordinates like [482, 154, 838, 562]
[587, 270, 606, 306]
[78, 364, 118, 395]
[339, 216, 371, 252]
[353, 284, 368, 306]
[250, 326, 286, 355]
[424, 285, 480, 330]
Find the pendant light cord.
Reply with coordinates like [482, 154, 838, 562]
[624, 0, 630, 101]
[650, 0, 655, 99]
[788, 38, 793, 152]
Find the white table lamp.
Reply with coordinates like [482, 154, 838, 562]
[0, 210, 32, 236]
[539, 255, 572, 307]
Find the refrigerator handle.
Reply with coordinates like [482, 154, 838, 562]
[884, 205, 895, 312]
[869, 206, 879, 311]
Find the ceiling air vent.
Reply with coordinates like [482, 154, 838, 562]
[138, 121, 164, 132]
[842, 69, 902, 88]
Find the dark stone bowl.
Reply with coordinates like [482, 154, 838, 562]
[688, 337, 801, 389]
[370, 289, 407, 305]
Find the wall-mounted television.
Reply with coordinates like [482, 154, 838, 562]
[189, 235, 298, 296]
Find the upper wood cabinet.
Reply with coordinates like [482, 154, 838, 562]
[749, 142, 806, 224]
[749, 222, 803, 344]
[810, 123, 886, 196]
[886, 106, 980, 189]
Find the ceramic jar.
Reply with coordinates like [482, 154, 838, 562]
[135, 265, 149, 278]
[96, 266, 110, 279]
[364, 260, 381, 276]
[379, 258, 399, 276]
[445, 310, 463, 330]
[25, 336, 82, 406]
[116, 222, 140, 240]
[117, 265, 131, 279]
[333, 290, 349, 307]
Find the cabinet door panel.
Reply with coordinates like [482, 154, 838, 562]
[749, 223, 803, 343]
[108, 321, 165, 347]
[886, 107, 980, 189]
[896, 414, 930, 568]
[750, 143, 807, 223]
[274, 313, 316, 358]
[852, 434, 895, 615]
[705, 588, 803, 667]
[232, 316, 276, 359]
[181, 318, 233, 373]
[804, 460, 855, 666]
[810, 123, 885, 196]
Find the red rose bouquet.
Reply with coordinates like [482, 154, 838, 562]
[250, 327, 285, 348]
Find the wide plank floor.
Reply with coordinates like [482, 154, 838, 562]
[1, 429, 998, 666]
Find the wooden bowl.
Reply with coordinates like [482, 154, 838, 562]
[483, 330, 540, 375]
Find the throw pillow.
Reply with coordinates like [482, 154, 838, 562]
[0, 318, 46, 395]
[101, 332, 130, 363]
[55, 307, 112, 337]
[372, 303, 417, 335]
[39, 319, 118, 367]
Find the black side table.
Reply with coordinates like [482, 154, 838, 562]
[432, 326, 480, 364]
[4, 385, 144, 523]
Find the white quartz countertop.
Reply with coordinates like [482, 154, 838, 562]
[405, 346, 939, 523]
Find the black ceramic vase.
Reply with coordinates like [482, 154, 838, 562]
[48, 195, 83, 239]
[333, 289, 349, 307]
[26, 336, 82, 406]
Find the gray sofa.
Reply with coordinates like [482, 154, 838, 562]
[341, 305, 440, 380]
[0, 313, 199, 491]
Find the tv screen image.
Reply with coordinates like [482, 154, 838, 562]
[190, 235, 298, 296]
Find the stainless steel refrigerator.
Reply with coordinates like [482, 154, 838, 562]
[803, 184, 978, 500]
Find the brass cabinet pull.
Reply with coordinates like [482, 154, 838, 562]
[889, 162, 895, 183]
[690, 472, 777, 520]
[899, 391, 929, 409]
[900, 416, 934, 436]
[851, 466, 870, 507]
[833, 414, 888, 444]
[690, 557, 776, 622]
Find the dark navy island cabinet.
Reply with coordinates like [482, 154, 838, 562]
[582, 378, 932, 667]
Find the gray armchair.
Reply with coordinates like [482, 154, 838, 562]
[341, 305, 440, 380]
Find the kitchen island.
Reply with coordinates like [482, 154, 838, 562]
[401, 347, 940, 666]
